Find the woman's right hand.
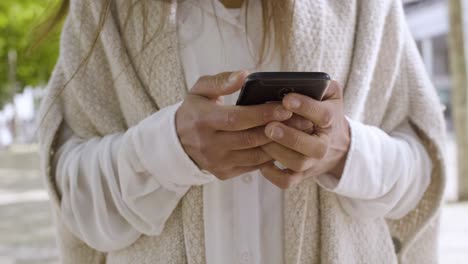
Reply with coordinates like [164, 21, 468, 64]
[175, 71, 293, 180]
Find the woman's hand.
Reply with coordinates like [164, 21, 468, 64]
[176, 71, 294, 180]
[260, 81, 351, 189]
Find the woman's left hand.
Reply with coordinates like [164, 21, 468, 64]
[260, 81, 351, 189]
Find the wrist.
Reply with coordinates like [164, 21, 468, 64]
[328, 118, 351, 179]
[328, 153, 347, 179]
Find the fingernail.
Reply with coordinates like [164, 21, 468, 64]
[275, 107, 292, 120]
[287, 97, 301, 109]
[269, 126, 283, 140]
[226, 71, 246, 88]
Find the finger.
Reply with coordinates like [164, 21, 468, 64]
[264, 122, 329, 159]
[216, 126, 271, 150]
[190, 70, 249, 100]
[282, 81, 343, 127]
[206, 103, 292, 131]
[261, 142, 315, 173]
[259, 161, 304, 189]
[321, 80, 342, 100]
[227, 148, 273, 167]
[282, 114, 314, 131]
[282, 93, 335, 128]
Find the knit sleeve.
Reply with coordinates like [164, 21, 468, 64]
[382, 1, 447, 261]
[36, 0, 182, 259]
[51, 102, 213, 252]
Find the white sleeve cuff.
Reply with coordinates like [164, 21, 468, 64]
[130, 102, 215, 191]
[315, 117, 400, 199]
[315, 116, 359, 196]
[315, 117, 432, 220]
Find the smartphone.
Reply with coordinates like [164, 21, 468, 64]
[235, 72, 331, 106]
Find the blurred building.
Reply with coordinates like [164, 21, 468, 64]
[404, 0, 467, 128]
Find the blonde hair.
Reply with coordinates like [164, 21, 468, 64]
[37, 0, 295, 124]
[42, 0, 295, 65]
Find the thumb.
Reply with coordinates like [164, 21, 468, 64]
[190, 70, 249, 100]
[321, 80, 343, 101]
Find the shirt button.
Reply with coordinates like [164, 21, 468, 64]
[240, 251, 250, 263]
[242, 175, 253, 184]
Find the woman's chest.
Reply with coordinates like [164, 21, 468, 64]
[117, 0, 358, 108]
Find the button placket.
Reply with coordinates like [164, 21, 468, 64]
[239, 251, 250, 264]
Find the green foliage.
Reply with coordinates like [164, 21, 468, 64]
[0, 0, 61, 107]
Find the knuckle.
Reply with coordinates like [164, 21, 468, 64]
[263, 105, 281, 123]
[213, 74, 223, 88]
[315, 141, 329, 159]
[290, 133, 302, 149]
[321, 109, 333, 127]
[243, 131, 258, 147]
[255, 105, 271, 124]
[274, 105, 292, 120]
[303, 101, 317, 115]
[250, 150, 264, 164]
[225, 110, 238, 129]
[292, 158, 311, 172]
[262, 107, 272, 123]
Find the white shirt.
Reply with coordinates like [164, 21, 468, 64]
[52, 0, 432, 262]
[178, 1, 283, 263]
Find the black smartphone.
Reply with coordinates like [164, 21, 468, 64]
[235, 72, 331, 106]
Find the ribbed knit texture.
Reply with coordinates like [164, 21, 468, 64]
[38, 0, 446, 263]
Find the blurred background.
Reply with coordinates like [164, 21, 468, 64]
[0, 0, 467, 263]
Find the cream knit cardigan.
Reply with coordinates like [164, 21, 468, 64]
[38, 0, 446, 263]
